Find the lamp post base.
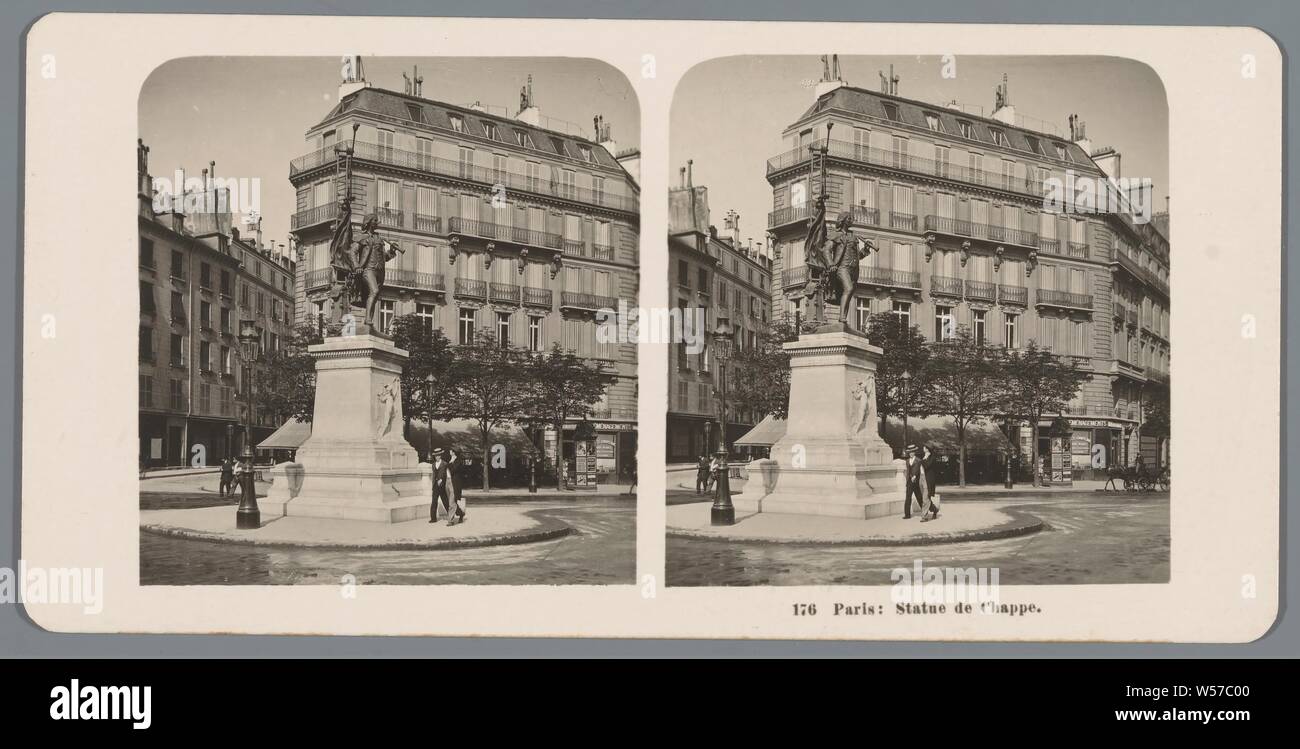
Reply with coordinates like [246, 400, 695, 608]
[710, 505, 735, 526]
[235, 508, 261, 529]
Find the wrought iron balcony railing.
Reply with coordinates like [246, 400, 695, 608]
[781, 266, 809, 288]
[767, 203, 816, 229]
[1036, 289, 1094, 311]
[454, 277, 487, 300]
[447, 217, 564, 250]
[376, 207, 402, 228]
[413, 213, 441, 234]
[560, 291, 618, 311]
[489, 282, 521, 305]
[386, 270, 445, 293]
[592, 244, 615, 261]
[851, 205, 880, 227]
[290, 141, 639, 213]
[890, 211, 918, 232]
[291, 203, 339, 231]
[965, 279, 996, 303]
[522, 286, 552, 308]
[859, 266, 921, 290]
[923, 215, 1039, 248]
[998, 284, 1028, 305]
[930, 275, 964, 298]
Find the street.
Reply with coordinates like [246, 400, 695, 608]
[140, 496, 634, 586]
[666, 492, 1169, 586]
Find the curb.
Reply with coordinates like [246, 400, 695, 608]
[666, 511, 1044, 547]
[139, 513, 575, 551]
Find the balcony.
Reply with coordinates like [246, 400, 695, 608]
[930, 275, 963, 298]
[1036, 289, 1094, 311]
[1110, 359, 1146, 382]
[564, 239, 586, 256]
[290, 141, 640, 213]
[592, 244, 615, 261]
[781, 266, 809, 289]
[1112, 249, 1144, 281]
[1067, 241, 1089, 259]
[766, 138, 1051, 200]
[560, 292, 618, 312]
[859, 266, 921, 291]
[454, 277, 487, 300]
[850, 205, 880, 227]
[386, 270, 445, 293]
[522, 286, 552, 309]
[923, 215, 1039, 249]
[998, 284, 1028, 306]
[305, 268, 332, 290]
[376, 207, 402, 228]
[889, 211, 918, 232]
[767, 203, 816, 229]
[448, 217, 563, 251]
[965, 279, 996, 303]
[291, 203, 338, 231]
[414, 213, 441, 234]
[1147, 369, 1169, 386]
[489, 282, 521, 305]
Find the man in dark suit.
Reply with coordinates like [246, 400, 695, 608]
[903, 444, 928, 519]
[919, 445, 941, 521]
[429, 447, 453, 524]
[446, 448, 466, 525]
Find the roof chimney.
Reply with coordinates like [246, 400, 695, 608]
[515, 74, 540, 126]
[1068, 113, 1093, 156]
[594, 114, 618, 157]
[814, 54, 846, 98]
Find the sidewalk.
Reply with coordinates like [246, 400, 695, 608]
[667, 470, 1138, 499]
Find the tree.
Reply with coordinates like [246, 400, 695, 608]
[726, 319, 799, 420]
[519, 344, 619, 490]
[389, 314, 455, 457]
[446, 330, 529, 490]
[866, 312, 932, 439]
[257, 323, 323, 424]
[920, 326, 1006, 487]
[999, 341, 1091, 486]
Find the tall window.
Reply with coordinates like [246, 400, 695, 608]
[1005, 312, 1019, 349]
[378, 179, 399, 214]
[528, 316, 543, 352]
[199, 341, 212, 372]
[458, 147, 474, 179]
[856, 298, 871, 331]
[376, 129, 395, 162]
[973, 309, 986, 345]
[458, 308, 475, 344]
[379, 300, 395, 332]
[934, 305, 955, 341]
[140, 238, 155, 268]
[891, 300, 911, 325]
[496, 311, 511, 346]
[171, 250, 184, 278]
[416, 303, 436, 331]
[416, 137, 433, 170]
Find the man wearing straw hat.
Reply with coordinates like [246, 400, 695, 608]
[902, 444, 929, 520]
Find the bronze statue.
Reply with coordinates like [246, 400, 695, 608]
[803, 200, 872, 331]
[327, 205, 401, 332]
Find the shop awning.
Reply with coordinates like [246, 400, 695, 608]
[258, 419, 312, 450]
[735, 415, 787, 447]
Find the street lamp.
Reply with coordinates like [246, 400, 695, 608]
[900, 370, 911, 453]
[236, 320, 261, 529]
[711, 314, 735, 526]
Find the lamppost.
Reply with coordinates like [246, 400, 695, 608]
[236, 320, 261, 529]
[900, 370, 911, 452]
[711, 314, 735, 526]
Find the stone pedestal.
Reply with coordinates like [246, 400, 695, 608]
[734, 325, 904, 519]
[262, 333, 431, 523]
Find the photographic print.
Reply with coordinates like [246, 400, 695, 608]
[666, 55, 1171, 587]
[136, 56, 641, 585]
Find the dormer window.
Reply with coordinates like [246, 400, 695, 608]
[882, 103, 901, 122]
[514, 130, 534, 148]
[1025, 135, 1044, 156]
[578, 144, 593, 162]
[449, 114, 465, 133]
[551, 137, 566, 156]
[405, 103, 424, 123]
[989, 127, 1010, 147]
[483, 122, 499, 140]
[1054, 143, 1072, 161]
[924, 113, 943, 132]
[957, 121, 975, 140]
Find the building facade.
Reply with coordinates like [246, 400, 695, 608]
[287, 71, 640, 481]
[766, 71, 1169, 480]
[667, 168, 773, 463]
[138, 141, 296, 468]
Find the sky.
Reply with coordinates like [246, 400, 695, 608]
[139, 56, 641, 250]
[670, 56, 1169, 248]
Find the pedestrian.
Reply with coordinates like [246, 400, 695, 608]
[919, 445, 941, 521]
[707, 454, 721, 494]
[428, 447, 453, 524]
[219, 457, 235, 497]
[447, 448, 467, 525]
[695, 454, 710, 495]
[902, 444, 929, 519]
[232, 458, 247, 498]
[626, 456, 637, 495]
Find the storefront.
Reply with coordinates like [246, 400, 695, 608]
[1035, 416, 1135, 482]
[555, 419, 638, 486]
